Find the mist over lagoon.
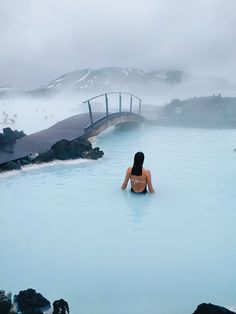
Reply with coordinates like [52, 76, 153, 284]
[1, 1, 236, 314]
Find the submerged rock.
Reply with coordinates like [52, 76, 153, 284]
[14, 288, 50, 314]
[0, 290, 12, 314]
[193, 303, 236, 314]
[53, 299, 69, 314]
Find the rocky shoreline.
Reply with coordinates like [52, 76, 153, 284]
[1, 288, 235, 314]
[0, 289, 69, 314]
[0, 136, 104, 173]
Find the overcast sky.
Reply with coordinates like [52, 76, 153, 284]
[0, 0, 236, 88]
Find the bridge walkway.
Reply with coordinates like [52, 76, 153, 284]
[0, 112, 105, 164]
[0, 92, 144, 165]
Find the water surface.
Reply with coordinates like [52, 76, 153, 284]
[0, 125, 236, 314]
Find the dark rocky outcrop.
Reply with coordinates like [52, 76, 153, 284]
[53, 299, 69, 314]
[20, 310, 43, 314]
[14, 288, 50, 314]
[0, 290, 12, 314]
[0, 137, 104, 173]
[1, 288, 236, 314]
[0, 127, 26, 146]
[32, 138, 104, 164]
[193, 303, 236, 314]
[0, 161, 21, 171]
[0, 288, 70, 314]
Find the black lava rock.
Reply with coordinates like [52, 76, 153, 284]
[22, 310, 43, 314]
[14, 288, 50, 313]
[51, 139, 74, 160]
[19, 158, 31, 166]
[193, 303, 236, 314]
[33, 138, 104, 163]
[32, 149, 55, 163]
[0, 161, 21, 171]
[0, 290, 12, 314]
[0, 137, 104, 173]
[53, 299, 69, 314]
[0, 127, 26, 146]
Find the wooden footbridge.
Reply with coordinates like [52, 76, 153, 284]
[0, 92, 145, 164]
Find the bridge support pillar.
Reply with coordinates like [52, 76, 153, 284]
[130, 96, 133, 112]
[105, 94, 109, 116]
[88, 100, 93, 125]
[138, 100, 142, 115]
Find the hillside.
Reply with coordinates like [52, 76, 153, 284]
[30, 67, 232, 97]
[154, 94, 236, 127]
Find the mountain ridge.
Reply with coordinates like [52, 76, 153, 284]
[0, 67, 233, 98]
[32, 67, 230, 97]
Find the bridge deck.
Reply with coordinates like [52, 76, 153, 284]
[0, 112, 104, 164]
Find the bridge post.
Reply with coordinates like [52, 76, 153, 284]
[119, 93, 122, 113]
[105, 94, 109, 116]
[88, 100, 93, 125]
[138, 99, 142, 115]
[130, 95, 133, 112]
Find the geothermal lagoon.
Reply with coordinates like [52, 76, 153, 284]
[1, 101, 236, 314]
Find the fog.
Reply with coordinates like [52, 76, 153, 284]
[1, 0, 236, 88]
[1, 2, 236, 313]
[1, 0, 236, 133]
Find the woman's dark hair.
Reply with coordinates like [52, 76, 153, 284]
[131, 152, 144, 176]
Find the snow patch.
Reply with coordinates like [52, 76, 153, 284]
[121, 70, 129, 76]
[74, 70, 91, 84]
[53, 78, 64, 83]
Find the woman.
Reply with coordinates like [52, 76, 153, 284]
[121, 152, 155, 193]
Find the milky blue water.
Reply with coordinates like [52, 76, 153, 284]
[1, 125, 236, 314]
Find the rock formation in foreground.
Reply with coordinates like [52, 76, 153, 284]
[1, 288, 235, 314]
[193, 303, 236, 314]
[53, 299, 69, 314]
[14, 288, 50, 314]
[0, 288, 69, 314]
[0, 290, 12, 314]
[0, 138, 104, 172]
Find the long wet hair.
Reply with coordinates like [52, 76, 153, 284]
[131, 152, 144, 176]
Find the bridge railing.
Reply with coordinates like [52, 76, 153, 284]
[83, 92, 142, 126]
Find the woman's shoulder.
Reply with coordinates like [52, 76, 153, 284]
[143, 168, 151, 175]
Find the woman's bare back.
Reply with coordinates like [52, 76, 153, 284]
[122, 167, 154, 193]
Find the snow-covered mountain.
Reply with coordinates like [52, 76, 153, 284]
[32, 68, 184, 96]
[0, 67, 233, 99]
[32, 67, 231, 97]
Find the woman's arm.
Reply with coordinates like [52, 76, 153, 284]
[121, 168, 130, 190]
[146, 170, 155, 193]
